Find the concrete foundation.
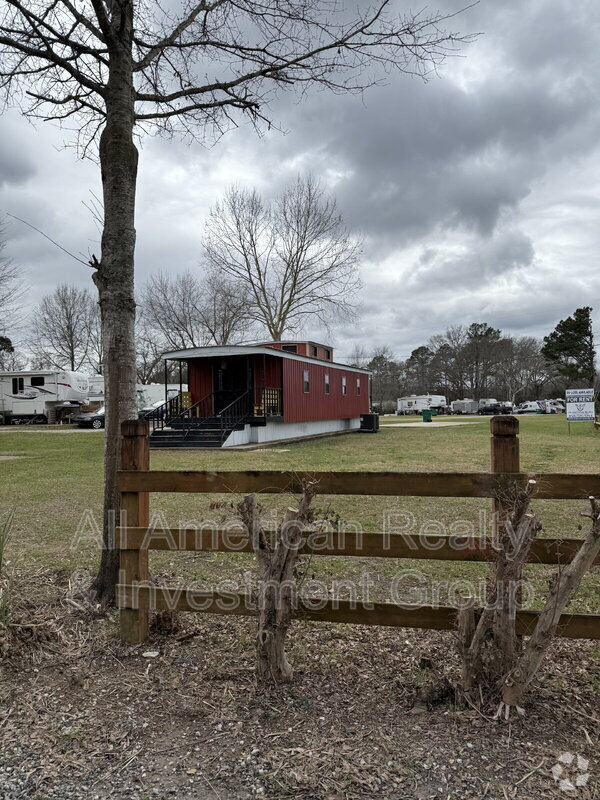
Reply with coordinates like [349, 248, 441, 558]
[224, 417, 361, 447]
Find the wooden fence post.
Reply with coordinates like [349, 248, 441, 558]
[119, 419, 150, 644]
[490, 415, 520, 535]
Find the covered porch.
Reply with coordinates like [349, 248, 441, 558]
[163, 351, 284, 422]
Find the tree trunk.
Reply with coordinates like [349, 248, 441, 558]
[255, 506, 301, 683]
[500, 498, 600, 714]
[91, 5, 139, 606]
[459, 482, 538, 694]
[240, 484, 316, 685]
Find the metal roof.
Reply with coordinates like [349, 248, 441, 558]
[161, 344, 371, 374]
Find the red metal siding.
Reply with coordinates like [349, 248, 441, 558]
[258, 341, 334, 360]
[282, 360, 369, 423]
[251, 355, 283, 406]
[188, 358, 213, 404]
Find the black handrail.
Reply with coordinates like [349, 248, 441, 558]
[143, 392, 187, 432]
[176, 392, 215, 437]
[217, 389, 252, 443]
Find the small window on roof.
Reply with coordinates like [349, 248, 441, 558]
[303, 370, 310, 393]
[282, 344, 297, 353]
[324, 348, 331, 360]
[31, 376, 45, 387]
[311, 345, 318, 357]
[342, 376, 347, 395]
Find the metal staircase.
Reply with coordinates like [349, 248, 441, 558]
[145, 390, 252, 448]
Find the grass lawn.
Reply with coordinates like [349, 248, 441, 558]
[1, 414, 598, 613]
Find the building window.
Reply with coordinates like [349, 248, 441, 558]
[342, 376, 347, 395]
[282, 344, 297, 353]
[303, 370, 310, 393]
[356, 378, 361, 396]
[324, 374, 330, 394]
[31, 376, 45, 387]
[311, 345, 318, 357]
[12, 378, 24, 394]
[324, 348, 331, 360]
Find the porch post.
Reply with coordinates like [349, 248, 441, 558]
[164, 359, 168, 405]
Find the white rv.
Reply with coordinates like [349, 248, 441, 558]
[137, 383, 185, 408]
[397, 395, 447, 415]
[86, 375, 186, 409]
[0, 370, 89, 424]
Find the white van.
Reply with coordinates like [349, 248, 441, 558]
[515, 401, 542, 415]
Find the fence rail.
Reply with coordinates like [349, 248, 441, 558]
[117, 469, 600, 498]
[116, 585, 599, 640]
[116, 526, 600, 566]
[116, 416, 600, 644]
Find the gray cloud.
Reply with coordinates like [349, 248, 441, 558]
[1, 0, 599, 361]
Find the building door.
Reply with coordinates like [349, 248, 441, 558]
[213, 357, 252, 414]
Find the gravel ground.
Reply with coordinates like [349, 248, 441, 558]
[0, 571, 598, 800]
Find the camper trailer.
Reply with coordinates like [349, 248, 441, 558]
[0, 370, 89, 424]
[86, 375, 186, 409]
[396, 395, 447, 415]
[451, 399, 479, 415]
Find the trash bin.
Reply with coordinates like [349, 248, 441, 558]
[422, 409, 432, 423]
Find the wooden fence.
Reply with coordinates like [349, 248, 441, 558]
[116, 416, 600, 644]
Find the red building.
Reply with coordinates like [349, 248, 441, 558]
[149, 341, 371, 447]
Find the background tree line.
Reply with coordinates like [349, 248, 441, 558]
[360, 310, 597, 411]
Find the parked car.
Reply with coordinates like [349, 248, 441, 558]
[477, 403, 504, 415]
[72, 406, 105, 429]
[515, 401, 542, 415]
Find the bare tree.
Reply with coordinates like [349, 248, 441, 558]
[0, 336, 27, 370]
[141, 269, 249, 351]
[31, 284, 97, 371]
[85, 300, 103, 374]
[347, 344, 370, 369]
[141, 272, 208, 351]
[135, 322, 164, 385]
[198, 270, 252, 345]
[0, 223, 25, 334]
[0, 1, 468, 604]
[204, 176, 362, 339]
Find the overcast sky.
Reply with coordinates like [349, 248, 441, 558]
[1, 0, 599, 363]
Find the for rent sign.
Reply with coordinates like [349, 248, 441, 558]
[565, 389, 596, 422]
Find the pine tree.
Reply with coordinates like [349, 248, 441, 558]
[541, 307, 596, 386]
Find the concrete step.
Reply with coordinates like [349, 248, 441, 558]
[150, 439, 224, 448]
[149, 427, 236, 448]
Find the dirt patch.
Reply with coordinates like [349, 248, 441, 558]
[0, 571, 598, 799]
[0, 455, 26, 460]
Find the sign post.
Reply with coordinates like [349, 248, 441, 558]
[565, 389, 595, 434]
